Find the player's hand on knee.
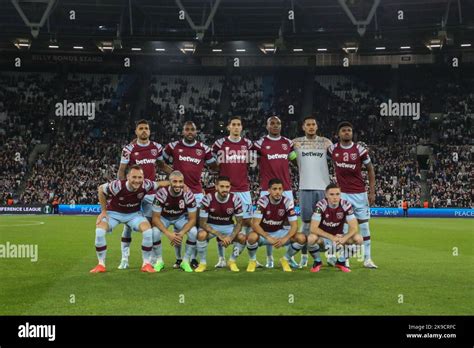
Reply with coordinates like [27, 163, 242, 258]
[221, 236, 232, 247]
[96, 212, 108, 226]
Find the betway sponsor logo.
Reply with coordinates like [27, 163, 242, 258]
[179, 155, 201, 164]
[209, 214, 232, 221]
[135, 158, 156, 165]
[267, 153, 288, 160]
[118, 202, 140, 208]
[262, 218, 283, 226]
[164, 208, 184, 215]
[302, 151, 324, 158]
[335, 161, 356, 170]
[322, 220, 341, 228]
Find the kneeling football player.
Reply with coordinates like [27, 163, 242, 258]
[151, 170, 198, 273]
[246, 178, 306, 272]
[195, 176, 246, 272]
[307, 183, 363, 273]
[90, 165, 170, 273]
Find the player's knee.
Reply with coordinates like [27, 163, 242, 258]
[236, 233, 246, 244]
[307, 234, 317, 245]
[97, 221, 109, 231]
[353, 234, 363, 245]
[295, 233, 306, 244]
[139, 221, 151, 232]
[247, 231, 258, 244]
[197, 230, 208, 241]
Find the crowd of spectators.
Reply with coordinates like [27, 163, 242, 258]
[1, 71, 472, 209]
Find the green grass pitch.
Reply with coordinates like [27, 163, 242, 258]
[0, 215, 472, 315]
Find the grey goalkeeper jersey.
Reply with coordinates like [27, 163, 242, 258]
[293, 136, 332, 190]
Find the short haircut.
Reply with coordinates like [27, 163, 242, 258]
[135, 119, 149, 128]
[228, 116, 242, 125]
[268, 178, 283, 188]
[266, 115, 281, 124]
[337, 121, 353, 132]
[216, 175, 231, 184]
[325, 183, 340, 191]
[302, 115, 317, 124]
[169, 170, 184, 179]
[183, 121, 196, 128]
[128, 164, 144, 173]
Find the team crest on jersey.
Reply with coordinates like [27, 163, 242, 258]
[179, 200, 185, 209]
[350, 153, 357, 160]
[210, 208, 215, 212]
[196, 149, 203, 156]
[151, 149, 158, 157]
[178, 149, 183, 153]
[325, 214, 329, 218]
[335, 153, 339, 157]
[134, 152, 139, 156]
[137, 193, 144, 199]
[282, 144, 288, 150]
[226, 208, 234, 214]
[266, 211, 271, 215]
[336, 212, 344, 219]
[266, 146, 271, 150]
[119, 197, 124, 201]
[278, 209, 285, 216]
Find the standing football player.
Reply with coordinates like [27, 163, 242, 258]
[292, 116, 332, 267]
[117, 119, 172, 270]
[90, 165, 169, 273]
[163, 121, 219, 269]
[245, 178, 306, 272]
[307, 183, 362, 273]
[212, 116, 255, 268]
[151, 171, 198, 273]
[195, 176, 246, 272]
[327, 121, 378, 269]
[253, 115, 297, 268]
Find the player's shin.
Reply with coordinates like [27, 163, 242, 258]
[196, 239, 208, 265]
[359, 222, 372, 261]
[246, 241, 258, 261]
[120, 224, 132, 261]
[152, 227, 163, 264]
[141, 228, 153, 265]
[284, 241, 304, 261]
[183, 240, 197, 263]
[308, 243, 321, 262]
[95, 228, 107, 265]
[229, 242, 245, 261]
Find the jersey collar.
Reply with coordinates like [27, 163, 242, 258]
[215, 192, 230, 204]
[339, 142, 354, 149]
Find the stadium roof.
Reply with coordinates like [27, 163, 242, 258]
[0, 0, 473, 55]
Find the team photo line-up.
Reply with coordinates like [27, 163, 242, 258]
[90, 115, 378, 274]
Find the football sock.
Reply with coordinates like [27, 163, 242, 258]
[152, 227, 163, 264]
[284, 242, 304, 260]
[229, 242, 245, 262]
[359, 222, 372, 261]
[120, 224, 132, 261]
[247, 241, 258, 261]
[95, 227, 107, 266]
[308, 244, 321, 262]
[196, 240, 208, 264]
[141, 229, 153, 264]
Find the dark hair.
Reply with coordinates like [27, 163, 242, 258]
[183, 120, 196, 128]
[128, 164, 144, 173]
[228, 116, 242, 125]
[268, 178, 283, 188]
[325, 183, 340, 191]
[302, 115, 317, 124]
[216, 175, 231, 184]
[337, 121, 353, 132]
[135, 119, 149, 128]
